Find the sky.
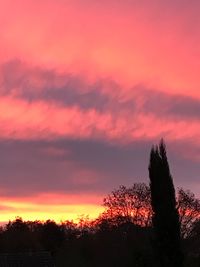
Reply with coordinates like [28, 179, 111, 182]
[0, 0, 200, 222]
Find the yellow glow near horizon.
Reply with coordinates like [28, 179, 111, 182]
[0, 200, 104, 223]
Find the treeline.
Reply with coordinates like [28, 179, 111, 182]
[0, 141, 200, 267]
[0, 186, 199, 266]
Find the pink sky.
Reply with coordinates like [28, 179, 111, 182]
[0, 0, 199, 222]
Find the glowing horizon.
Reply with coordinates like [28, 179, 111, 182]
[0, 194, 104, 223]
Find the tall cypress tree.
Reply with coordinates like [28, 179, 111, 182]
[148, 140, 183, 267]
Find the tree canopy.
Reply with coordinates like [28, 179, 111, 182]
[149, 140, 183, 267]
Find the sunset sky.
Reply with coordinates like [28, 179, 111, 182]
[0, 0, 200, 222]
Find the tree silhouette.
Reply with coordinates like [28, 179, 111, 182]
[39, 220, 65, 253]
[103, 183, 152, 226]
[177, 188, 200, 239]
[148, 140, 183, 267]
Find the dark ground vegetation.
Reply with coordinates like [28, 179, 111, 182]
[0, 183, 199, 267]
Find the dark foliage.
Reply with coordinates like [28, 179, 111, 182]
[0, 217, 156, 267]
[0, 205, 198, 266]
[149, 140, 183, 267]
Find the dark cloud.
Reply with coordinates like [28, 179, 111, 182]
[0, 60, 120, 112]
[132, 86, 200, 119]
[0, 139, 150, 197]
[0, 138, 199, 199]
[1, 60, 200, 122]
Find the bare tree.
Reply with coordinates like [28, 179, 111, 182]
[177, 188, 200, 238]
[103, 182, 200, 238]
[103, 183, 152, 226]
